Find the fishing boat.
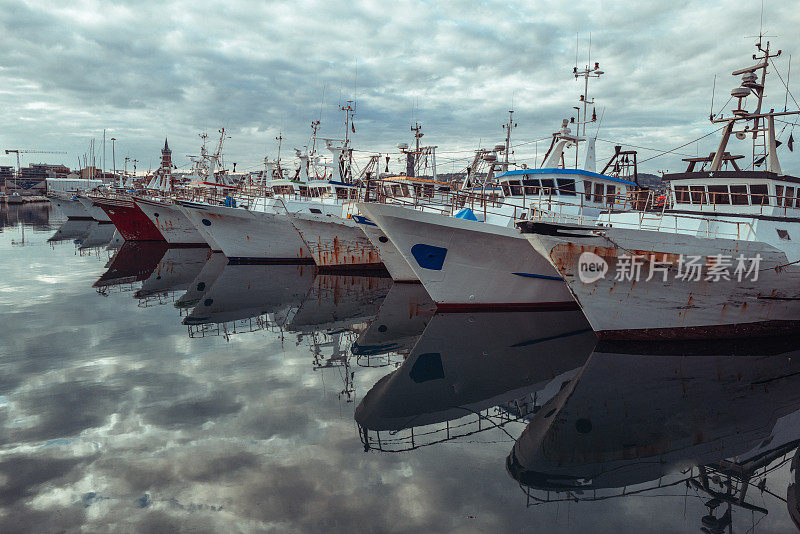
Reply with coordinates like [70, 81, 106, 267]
[359, 103, 639, 311]
[178, 120, 358, 263]
[131, 140, 209, 246]
[46, 190, 92, 220]
[90, 194, 165, 241]
[296, 129, 454, 272]
[74, 194, 112, 223]
[518, 40, 800, 339]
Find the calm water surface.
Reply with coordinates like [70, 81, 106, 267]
[0, 203, 798, 532]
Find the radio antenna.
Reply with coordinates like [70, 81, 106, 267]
[710, 74, 717, 120]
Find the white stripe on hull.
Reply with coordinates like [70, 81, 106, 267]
[288, 212, 382, 268]
[523, 224, 800, 339]
[180, 203, 311, 261]
[355, 217, 419, 282]
[358, 203, 573, 308]
[135, 198, 208, 245]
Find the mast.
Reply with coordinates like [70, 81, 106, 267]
[502, 110, 515, 172]
[710, 39, 792, 172]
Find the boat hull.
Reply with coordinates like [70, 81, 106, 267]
[358, 202, 574, 310]
[352, 213, 419, 282]
[91, 196, 165, 241]
[75, 195, 112, 222]
[134, 197, 208, 246]
[47, 194, 91, 220]
[519, 221, 800, 340]
[179, 201, 312, 262]
[288, 212, 384, 270]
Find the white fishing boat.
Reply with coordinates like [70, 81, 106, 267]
[135, 196, 209, 246]
[179, 121, 360, 263]
[358, 118, 639, 310]
[518, 40, 800, 339]
[298, 129, 455, 272]
[132, 139, 212, 246]
[46, 190, 92, 220]
[75, 194, 112, 223]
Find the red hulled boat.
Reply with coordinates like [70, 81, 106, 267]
[90, 195, 165, 241]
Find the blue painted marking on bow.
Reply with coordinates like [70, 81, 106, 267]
[512, 272, 563, 281]
[454, 207, 478, 221]
[351, 215, 377, 226]
[411, 243, 447, 270]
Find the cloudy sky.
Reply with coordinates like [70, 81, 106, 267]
[2, 0, 800, 176]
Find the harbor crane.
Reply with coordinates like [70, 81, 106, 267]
[4, 149, 68, 173]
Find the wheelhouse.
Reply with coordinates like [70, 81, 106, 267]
[496, 169, 636, 208]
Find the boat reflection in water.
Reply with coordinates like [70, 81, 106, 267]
[174, 252, 229, 309]
[355, 310, 596, 452]
[286, 273, 392, 334]
[351, 282, 436, 368]
[507, 339, 800, 531]
[92, 241, 169, 293]
[47, 219, 95, 244]
[134, 247, 212, 306]
[182, 263, 317, 337]
[287, 274, 393, 402]
[76, 221, 118, 254]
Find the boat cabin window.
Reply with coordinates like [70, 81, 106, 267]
[272, 185, 295, 195]
[689, 186, 707, 205]
[593, 182, 604, 203]
[299, 186, 309, 197]
[729, 185, 749, 205]
[336, 187, 349, 200]
[796, 188, 800, 208]
[776, 185, 795, 207]
[707, 185, 730, 205]
[750, 184, 769, 205]
[785, 187, 796, 207]
[557, 178, 576, 196]
[605, 185, 617, 204]
[673, 185, 690, 203]
[508, 180, 523, 196]
[423, 183, 434, 198]
[540, 178, 556, 194]
[522, 179, 540, 195]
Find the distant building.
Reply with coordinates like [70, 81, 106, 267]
[12, 164, 71, 192]
[0, 166, 13, 191]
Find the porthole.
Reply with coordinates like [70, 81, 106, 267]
[575, 418, 592, 433]
[204, 298, 213, 306]
[197, 282, 206, 291]
[153, 213, 160, 218]
[378, 236, 388, 243]
[377, 325, 387, 332]
[201, 219, 212, 226]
